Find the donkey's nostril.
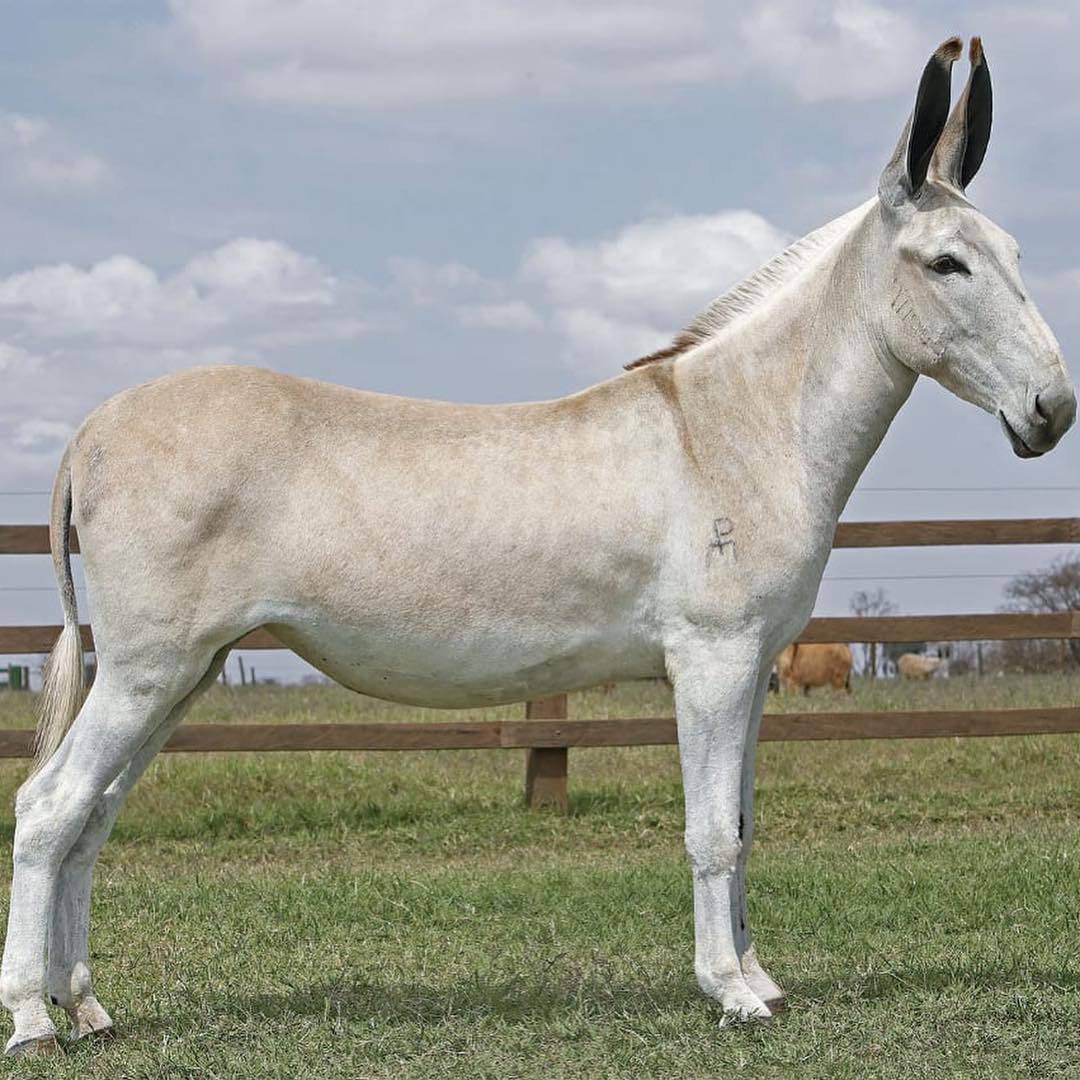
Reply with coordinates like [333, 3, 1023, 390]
[1031, 382, 1077, 445]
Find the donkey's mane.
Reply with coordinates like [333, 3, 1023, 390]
[625, 204, 868, 370]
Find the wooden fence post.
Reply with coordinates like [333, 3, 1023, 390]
[524, 694, 568, 812]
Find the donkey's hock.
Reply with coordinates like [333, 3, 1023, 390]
[2, 36, 1073, 1053]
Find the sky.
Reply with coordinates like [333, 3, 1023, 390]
[0, 1, 1077, 685]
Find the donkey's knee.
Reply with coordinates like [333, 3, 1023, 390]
[685, 821, 741, 880]
[12, 773, 102, 874]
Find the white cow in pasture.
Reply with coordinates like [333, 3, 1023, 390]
[897, 653, 946, 680]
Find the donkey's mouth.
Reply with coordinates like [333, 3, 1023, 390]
[998, 411, 1045, 458]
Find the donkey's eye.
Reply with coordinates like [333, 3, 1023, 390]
[928, 255, 968, 276]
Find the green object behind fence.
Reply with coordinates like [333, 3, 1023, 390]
[1, 666, 28, 691]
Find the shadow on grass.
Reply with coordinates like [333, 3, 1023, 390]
[201, 970, 704, 1031]
[125, 962, 1076, 1038]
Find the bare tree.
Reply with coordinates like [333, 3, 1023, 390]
[849, 588, 898, 679]
[1001, 555, 1080, 668]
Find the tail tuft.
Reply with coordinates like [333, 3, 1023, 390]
[31, 447, 84, 773]
[32, 622, 84, 770]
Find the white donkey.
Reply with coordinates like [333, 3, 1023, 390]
[2, 38, 1075, 1055]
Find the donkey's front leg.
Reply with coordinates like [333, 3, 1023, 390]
[733, 664, 784, 1010]
[669, 635, 772, 1021]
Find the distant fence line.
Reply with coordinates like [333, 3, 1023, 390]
[0, 517, 1077, 810]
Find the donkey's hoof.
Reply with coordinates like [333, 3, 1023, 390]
[67, 997, 116, 1043]
[717, 988, 773, 1024]
[763, 995, 788, 1014]
[5, 1033, 61, 1057]
[70, 1022, 115, 1044]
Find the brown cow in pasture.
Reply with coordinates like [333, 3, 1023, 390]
[775, 643, 853, 694]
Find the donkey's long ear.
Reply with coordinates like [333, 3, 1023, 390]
[879, 37, 962, 208]
[929, 37, 992, 191]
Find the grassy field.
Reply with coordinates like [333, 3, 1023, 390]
[0, 674, 1076, 1078]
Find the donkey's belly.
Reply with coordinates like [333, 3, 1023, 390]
[265, 616, 664, 708]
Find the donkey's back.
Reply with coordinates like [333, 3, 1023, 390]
[70, 364, 674, 705]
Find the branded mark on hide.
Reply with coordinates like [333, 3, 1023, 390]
[707, 517, 736, 563]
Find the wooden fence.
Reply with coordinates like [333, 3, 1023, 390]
[1, 518, 1078, 811]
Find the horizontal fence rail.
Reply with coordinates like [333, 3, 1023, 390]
[0, 708, 1077, 760]
[831, 517, 1080, 547]
[1, 517, 1078, 809]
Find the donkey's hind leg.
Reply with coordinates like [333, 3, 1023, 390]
[1, 648, 221, 1055]
[48, 647, 230, 1043]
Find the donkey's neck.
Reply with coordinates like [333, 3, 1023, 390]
[674, 201, 915, 527]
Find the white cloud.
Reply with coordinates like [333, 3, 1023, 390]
[169, 0, 922, 111]
[0, 238, 361, 348]
[520, 210, 790, 370]
[0, 112, 108, 192]
[11, 418, 72, 452]
[523, 211, 789, 317]
[742, 0, 920, 104]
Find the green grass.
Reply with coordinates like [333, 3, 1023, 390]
[0, 674, 1077, 1077]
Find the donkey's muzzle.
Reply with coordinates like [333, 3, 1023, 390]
[1000, 381, 1077, 458]
[1032, 382, 1077, 450]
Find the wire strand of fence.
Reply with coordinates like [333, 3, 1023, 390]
[851, 485, 1080, 492]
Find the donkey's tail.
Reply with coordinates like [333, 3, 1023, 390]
[32, 445, 84, 772]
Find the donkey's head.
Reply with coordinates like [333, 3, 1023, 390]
[876, 37, 1075, 457]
